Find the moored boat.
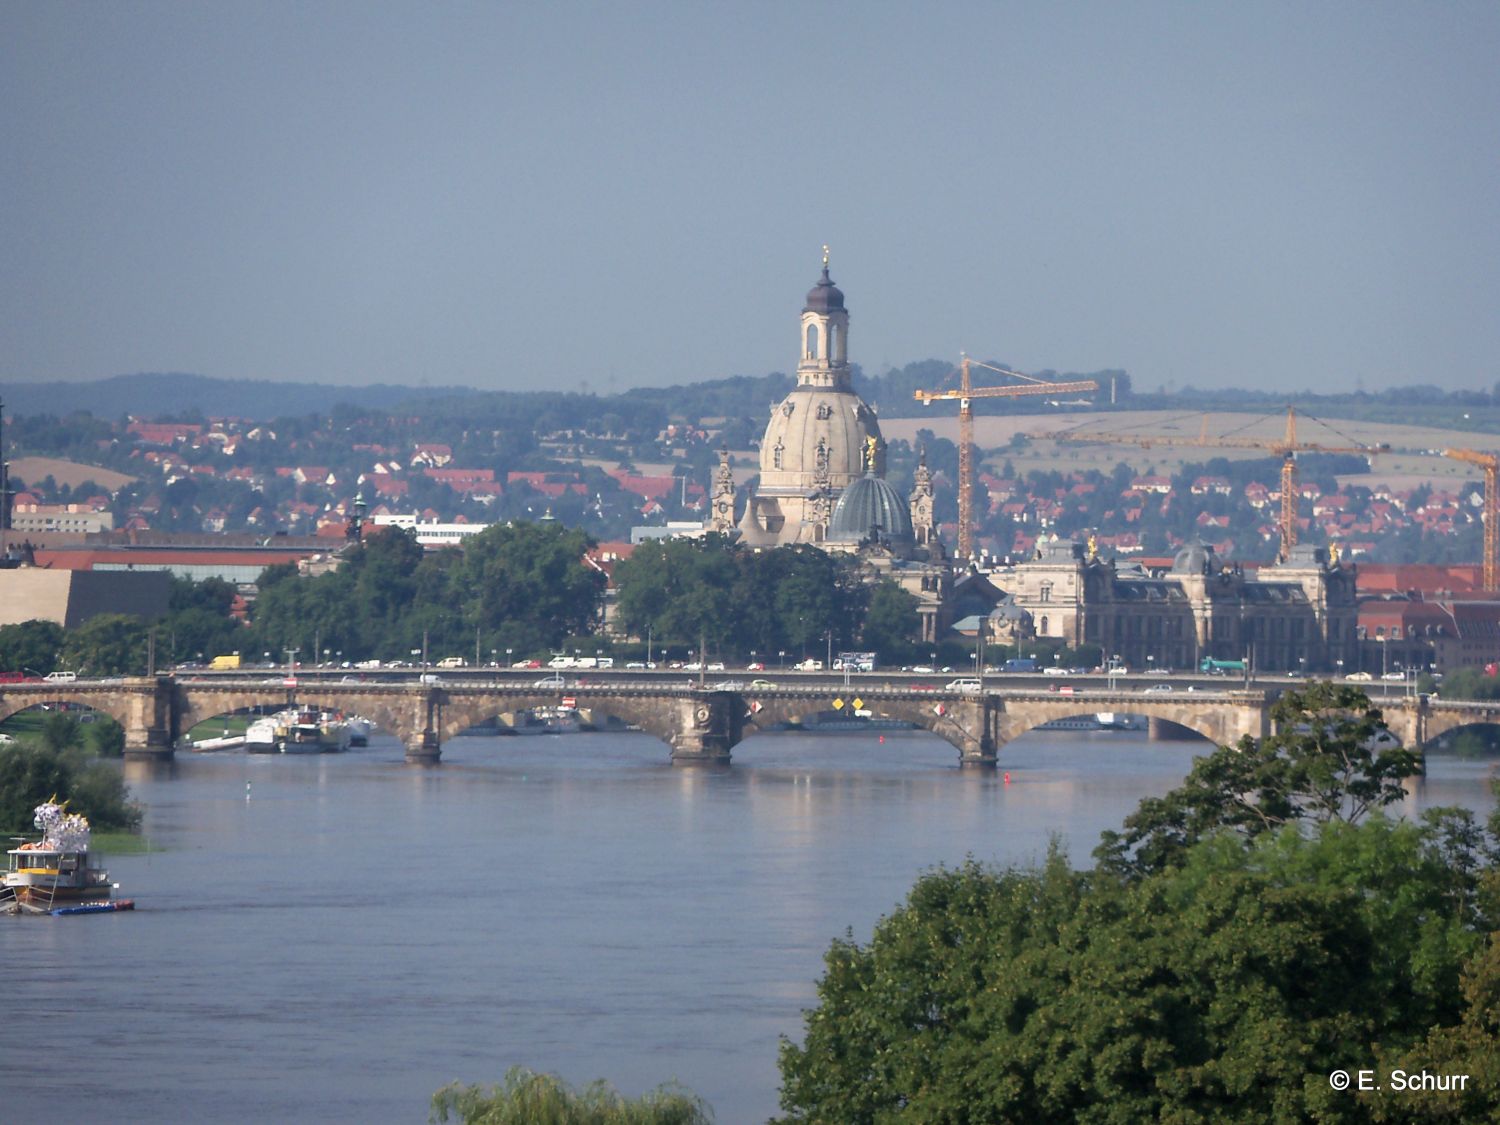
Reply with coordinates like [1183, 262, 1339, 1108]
[245, 712, 285, 753]
[512, 706, 582, 735]
[273, 707, 352, 754]
[2, 802, 120, 915]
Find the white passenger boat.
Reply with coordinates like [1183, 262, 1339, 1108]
[245, 713, 285, 753]
[245, 707, 350, 753]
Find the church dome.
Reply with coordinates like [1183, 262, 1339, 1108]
[1170, 540, 1215, 575]
[758, 386, 881, 494]
[804, 267, 845, 313]
[990, 596, 1031, 624]
[828, 473, 914, 546]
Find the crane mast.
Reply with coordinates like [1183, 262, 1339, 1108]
[1443, 448, 1499, 592]
[914, 355, 1098, 559]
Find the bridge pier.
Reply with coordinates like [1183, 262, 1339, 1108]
[402, 687, 444, 765]
[123, 726, 175, 763]
[405, 730, 441, 766]
[122, 676, 176, 762]
[668, 692, 739, 766]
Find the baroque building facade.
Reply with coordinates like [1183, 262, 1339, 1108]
[993, 537, 1360, 673]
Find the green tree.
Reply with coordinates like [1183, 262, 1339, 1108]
[0, 620, 64, 675]
[449, 521, 605, 655]
[778, 820, 1488, 1124]
[1096, 682, 1419, 877]
[85, 716, 126, 758]
[39, 712, 84, 753]
[62, 613, 150, 677]
[0, 741, 141, 833]
[431, 1066, 712, 1124]
[860, 579, 919, 660]
[614, 535, 739, 651]
[777, 686, 1481, 1124]
[160, 576, 243, 663]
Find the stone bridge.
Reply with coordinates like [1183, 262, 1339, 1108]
[2, 677, 1492, 768]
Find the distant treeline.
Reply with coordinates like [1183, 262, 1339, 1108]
[8, 367, 1496, 434]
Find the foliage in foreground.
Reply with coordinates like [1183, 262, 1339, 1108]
[431, 1067, 712, 1125]
[776, 685, 1500, 1122]
[0, 731, 141, 834]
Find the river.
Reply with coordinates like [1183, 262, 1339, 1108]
[3, 728, 1495, 1124]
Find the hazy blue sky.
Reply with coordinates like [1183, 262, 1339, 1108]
[3, 2, 1497, 396]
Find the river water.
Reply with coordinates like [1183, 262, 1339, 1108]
[3, 728, 1495, 1124]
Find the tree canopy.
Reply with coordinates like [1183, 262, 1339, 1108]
[431, 1066, 712, 1125]
[611, 537, 919, 663]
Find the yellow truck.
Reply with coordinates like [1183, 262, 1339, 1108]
[209, 654, 242, 671]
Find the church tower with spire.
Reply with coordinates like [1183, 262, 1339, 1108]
[746, 250, 884, 543]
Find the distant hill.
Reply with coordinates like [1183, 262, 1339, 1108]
[8, 455, 136, 492]
[0, 372, 478, 419]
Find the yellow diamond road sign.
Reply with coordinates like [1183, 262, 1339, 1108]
[831, 697, 845, 710]
[852, 697, 864, 711]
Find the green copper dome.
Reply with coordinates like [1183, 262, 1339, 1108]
[828, 473, 913, 546]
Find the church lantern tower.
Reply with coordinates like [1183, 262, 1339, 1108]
[798, 245, 852, 389]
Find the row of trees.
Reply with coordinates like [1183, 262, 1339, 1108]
[1, 526, 933, 677]
[611, 535, 919, 663]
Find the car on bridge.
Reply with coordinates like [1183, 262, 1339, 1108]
[749, 679, 778, 689]
[1346, 671, 1373, 681]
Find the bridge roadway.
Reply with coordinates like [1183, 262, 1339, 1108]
[2, 672, 1491, 767]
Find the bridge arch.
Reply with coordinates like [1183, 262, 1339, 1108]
[0, 689, 134, 739]
[988, 693, 1264, 756]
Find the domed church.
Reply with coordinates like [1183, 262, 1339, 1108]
[701, 253, 952, 643]
[707, 251, 938, 555]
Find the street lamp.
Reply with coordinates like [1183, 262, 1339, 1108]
[778, 649, 785, 671]
[506, 647, 513, 669]
[1336, 658, 1344, 680]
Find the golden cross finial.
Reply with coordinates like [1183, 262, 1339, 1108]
[822, 244, 830, 269]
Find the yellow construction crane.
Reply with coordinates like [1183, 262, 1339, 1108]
[914, 355, 1098, 558]
[1035, 406, 1388, 562]
[1442, 448, 1498, 592]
